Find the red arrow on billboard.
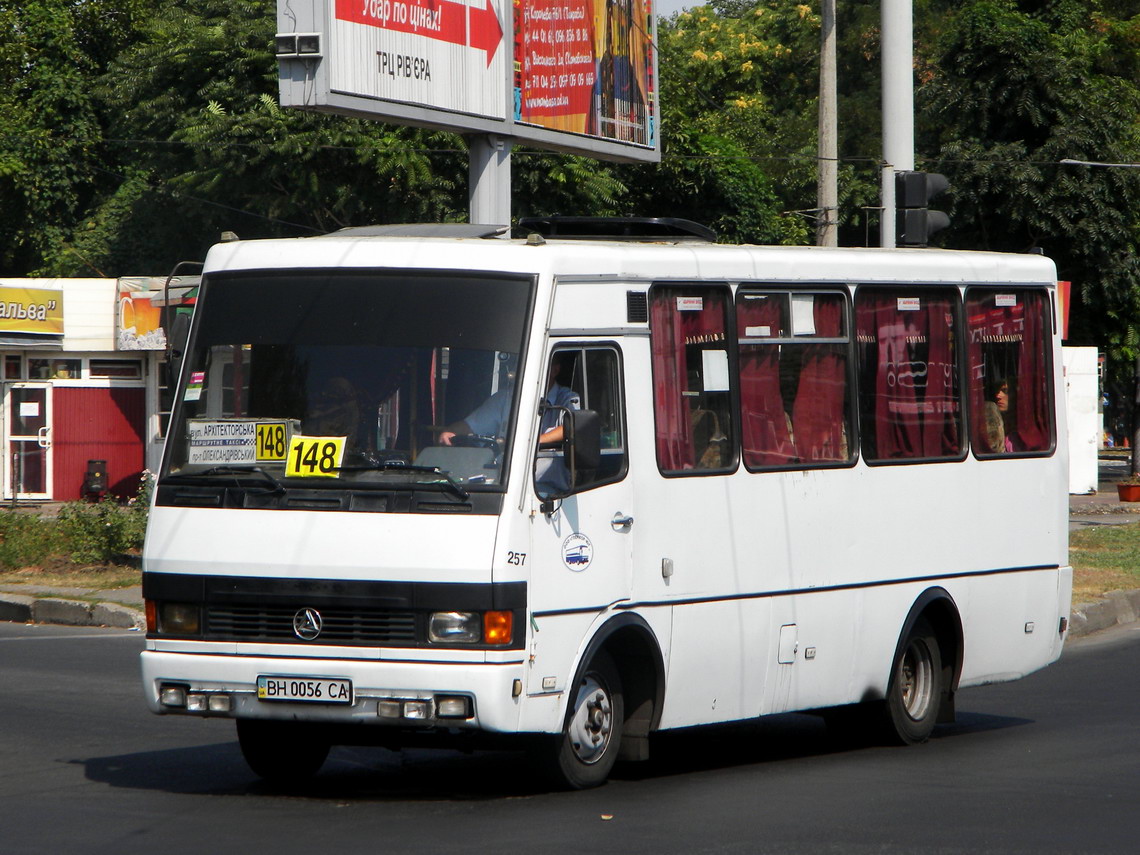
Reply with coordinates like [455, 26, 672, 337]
[336, 0, 503, 67]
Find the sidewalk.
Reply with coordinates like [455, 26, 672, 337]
[3, 455, 1140, 636]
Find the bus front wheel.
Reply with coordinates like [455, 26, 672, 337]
[236, 719, 330, 785]
[883, 617, 942, 745]
[546, 651, 624, 789]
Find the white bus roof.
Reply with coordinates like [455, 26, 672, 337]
[203, 233, 1059, 286]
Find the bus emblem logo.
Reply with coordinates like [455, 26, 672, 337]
[293, 608, 323, 641]
[561, 533, 593, 572]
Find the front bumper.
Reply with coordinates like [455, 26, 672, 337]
[140, 649, 525, 733]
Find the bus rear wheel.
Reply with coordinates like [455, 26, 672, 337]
[883, 617, 942, 745]
[236, 719, 330, 785]
[546, 651, 624, 789]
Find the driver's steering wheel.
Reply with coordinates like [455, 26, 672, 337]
[449, 433, 499, 450]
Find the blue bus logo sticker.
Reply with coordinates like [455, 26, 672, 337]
[561, 533, 593, 572]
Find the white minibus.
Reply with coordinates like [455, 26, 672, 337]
[141, 219, 1072, 788]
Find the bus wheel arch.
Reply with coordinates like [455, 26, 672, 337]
[885, 588, 964, 742]
[545, 614, 665, 788]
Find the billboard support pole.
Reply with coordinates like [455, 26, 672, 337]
[469, 134, 513, 228]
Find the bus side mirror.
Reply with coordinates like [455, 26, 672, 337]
[535, 408, 601, 507]
[567, 408, 601, 484]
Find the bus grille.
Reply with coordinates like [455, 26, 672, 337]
[205, 605, 418, 645]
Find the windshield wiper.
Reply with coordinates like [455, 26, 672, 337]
[196, 465, 286, 495]
[335, 461, 470, 501]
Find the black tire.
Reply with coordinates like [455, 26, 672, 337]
[236, 719, 330, 785]
[883, 616, 943, 745]
[546, 651, 624, 789]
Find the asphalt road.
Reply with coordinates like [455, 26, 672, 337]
[1, 622, 1137, 855]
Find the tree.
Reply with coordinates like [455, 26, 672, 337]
[621, 3, 823, 243]
[11, 0, 633, 276]
[918, 0, 1140, 389]
[0, 1, 148, 275]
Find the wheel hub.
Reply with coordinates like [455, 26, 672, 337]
[901, 639, 934, 721]
[568, 678, 612, 764]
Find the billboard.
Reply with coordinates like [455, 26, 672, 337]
[0, 286, 64, 336]
[514, 0, 654, 148]
[277, 0, 658, 162]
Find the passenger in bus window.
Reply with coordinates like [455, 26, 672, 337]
[983, 377, 1013, 453]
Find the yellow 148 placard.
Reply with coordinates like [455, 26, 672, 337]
[286, 435, 346, 478]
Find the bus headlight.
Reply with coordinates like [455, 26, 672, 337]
[158, 602, 201, 635]
[429, 611, 481, 643]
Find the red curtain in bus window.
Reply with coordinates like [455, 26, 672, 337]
[856, 294, 923, 458]
[791, 294, 847, 462]
[857, 291, 960, 460]
[921, 301, 960, 457]
[651, 289, 729, 471]
[965, 298, 995, 452]
[1015, 292, 1050, 450]
[966, 290, 1051, 452]
[738, 295, 795, 466]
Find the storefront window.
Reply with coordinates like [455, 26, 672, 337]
[90, 359, 143, 379]
[28, 358, 81, 380]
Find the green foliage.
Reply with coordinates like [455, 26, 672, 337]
[0, 478, 151, 569]
[1069, 522, 1140, 592]
[55, 477, 152, 564]
[639, 3, 822, 243]
[514, 153, 627, 219]
[918, 0, 1140, 386]
[0, 512, 62, 570]
[0, 1, 107, 274]
[55, 497, 149, 564]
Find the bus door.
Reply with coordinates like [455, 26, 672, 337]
[526, 345, 633, 689]
[4, 382, 53, 500]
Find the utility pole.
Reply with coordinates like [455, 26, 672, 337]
[817, 0, 838, 247]
[881, 0, 914, 248]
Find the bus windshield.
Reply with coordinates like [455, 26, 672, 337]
[162, 270, 533, 495]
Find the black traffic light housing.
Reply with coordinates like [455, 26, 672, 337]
[896, 171, 950, 247]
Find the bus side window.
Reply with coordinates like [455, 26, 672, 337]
[854, 287, 963, 462]
[965, 289, 1053, 456]
[535, 346, 627, 497]
[649, 286, 735, 474]
[737, 289, 853, 469]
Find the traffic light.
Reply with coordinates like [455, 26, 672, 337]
[895, 171, 950, 247]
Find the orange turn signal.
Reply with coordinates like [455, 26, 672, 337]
[145, 600, 157, 633]
[483, 610, 513, 645]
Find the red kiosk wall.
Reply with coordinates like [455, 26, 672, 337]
[52, 387, 145, 500]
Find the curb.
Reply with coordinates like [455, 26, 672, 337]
[0, 594, 145, 630]
[1069, 590, 1140, 638]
